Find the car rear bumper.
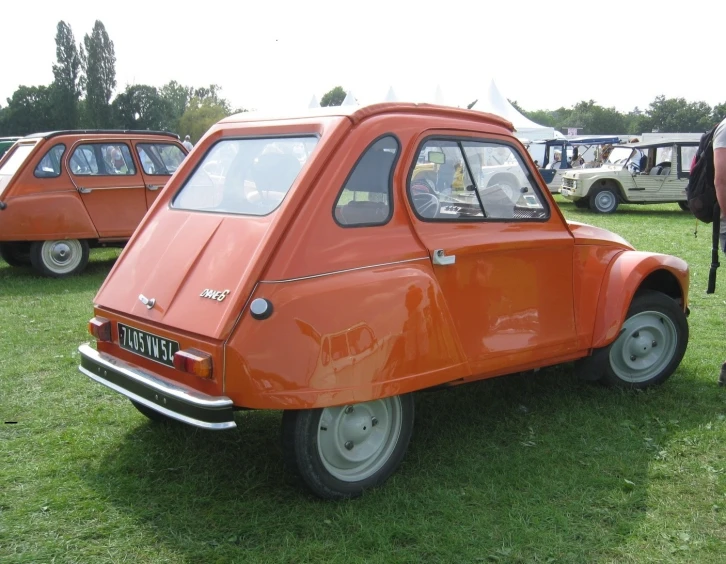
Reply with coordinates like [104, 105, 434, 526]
[78, 343, 236, 430]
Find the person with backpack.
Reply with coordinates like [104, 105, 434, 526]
[714, 117, 726, 386]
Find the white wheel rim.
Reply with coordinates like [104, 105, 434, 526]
[595, 191, 616, 212]
[317, 397, 403, 482]
[609, 311, 678, 383]
[41, 240, 83, 274]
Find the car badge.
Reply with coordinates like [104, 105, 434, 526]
[138, 294, 156, 309]
[200, 289, 231, 302]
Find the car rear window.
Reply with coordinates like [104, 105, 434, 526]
[136, 143, 186, 175]
[0, 143, 35, 198]
[172, 136, 318, 216]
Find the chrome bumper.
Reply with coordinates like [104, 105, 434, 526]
[78, 343, 236, 430]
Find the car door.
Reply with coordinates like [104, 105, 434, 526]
[67, 140, 147, 238]
[631, 146, 671, 200]
[406, 133, 578, 375]
[133, 140, 187, 208]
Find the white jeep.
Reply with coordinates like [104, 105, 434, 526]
[559, 139, 699, 213]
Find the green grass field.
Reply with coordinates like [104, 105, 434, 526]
[2, 197, 726, 563]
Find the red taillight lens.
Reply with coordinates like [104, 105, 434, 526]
[173, 348, 213, 379]
[88, 316, 111, 342]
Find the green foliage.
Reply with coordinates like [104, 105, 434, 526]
[320, 86, 346, 107]
[0, 85, 56, 135]
[111, 85, 174, 131]
[80, 20, 116, 128]
[640, 95, 714, 133]
[177, 97, 229, 143]
[51, 21, 81, 129]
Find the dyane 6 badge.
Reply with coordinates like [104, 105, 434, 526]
[200, 289, 230, 302]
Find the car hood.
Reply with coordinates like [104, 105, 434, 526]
[566, 221, 633, 249]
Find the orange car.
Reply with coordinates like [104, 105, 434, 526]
[77, 104, 690, 499]
[0, 130, 187, 277]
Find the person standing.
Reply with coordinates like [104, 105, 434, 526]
[183, 135, 194, 152]
[713, 116, 726, 385]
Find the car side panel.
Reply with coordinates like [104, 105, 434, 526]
[223, 262, 469, 409]
[591, 251, 689, 348]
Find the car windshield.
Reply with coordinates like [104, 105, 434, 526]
[605, 147, 635, 166]
[0, 142, 36, 198]
[172, 136, 318, 216]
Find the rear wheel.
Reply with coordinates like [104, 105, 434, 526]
[589, 185, 619, 213]
[0, 242, 31, 267]
[282, 394, 414, 499]
[576, 290, 688, 388]
[30, 239, 89, 278]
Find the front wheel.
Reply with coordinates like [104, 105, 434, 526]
[589, 185, 619, 213]
[282, 394, 415, 499]
[30, 239, 89, 278]
[577, 290, 688, 388]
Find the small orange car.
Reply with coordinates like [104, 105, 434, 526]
[77, 104, 690, 499]
[0, 130, 187, 277]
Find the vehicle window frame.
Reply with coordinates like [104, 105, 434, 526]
[69, 142, 138, 177]
[170, 133, 320, 217]
[331, 133, 401, 229]
[33, 143, 66, 179]
[406, 134, 551, 224]
[135, 142, 186, 176]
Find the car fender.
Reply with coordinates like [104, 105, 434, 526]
[591, 250, 689, 349]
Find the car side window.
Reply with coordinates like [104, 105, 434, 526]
[34, 144, 66, 178]
[333, 135, 399, 227]
[136, 143, 185, 175]
[408, 138, 548, 221]
[70, 143, 136, 176]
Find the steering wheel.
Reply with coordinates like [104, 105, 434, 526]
[413, 192, 439, 218]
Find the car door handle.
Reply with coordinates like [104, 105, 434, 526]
[432, 249, 455, 266]
[78, 187, 92, 194]
[146, 184, 161, 191]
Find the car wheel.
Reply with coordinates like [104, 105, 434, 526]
[30, 239, 90, 278]
[578, 290, 688, 388]
[0, 242, 31, 267]
[282, 394, 414, 500]
[131, 400, 176, 423]
[573, 198, 589, 209]
[678, 201, 690, 212]
[589, 185, 619, 213]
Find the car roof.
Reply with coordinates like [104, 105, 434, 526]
[22, 130, 181, 141]
[617, 139, 699, 149]
[219, 102, 515, 131]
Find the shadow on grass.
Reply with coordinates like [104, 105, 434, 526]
[85, 365, 721, 561]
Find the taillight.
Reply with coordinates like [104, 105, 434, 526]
[88, 316, 111, 342]
[173, 348, 213, 379]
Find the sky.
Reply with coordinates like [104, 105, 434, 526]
[1, 1, 724, 116]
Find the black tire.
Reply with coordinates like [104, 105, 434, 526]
[131, 400, 177, 423]
[678, 201, 690, 212]
[576, 290, 688, 388]
[29, 239, 89, 278]
[574, 198, 589, 209]
[282, 394, 415, 500]
[0, 242, 31, 267]
[589, 184, 619, 213]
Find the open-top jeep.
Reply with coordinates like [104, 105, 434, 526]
[559, 138, 699, 213]
[78, 103, 690, 499]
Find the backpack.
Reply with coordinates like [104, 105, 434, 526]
[685, 123, 722, 293]
[685, 125, 718, 223]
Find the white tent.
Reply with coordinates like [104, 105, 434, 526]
[471, 80, 559, 141]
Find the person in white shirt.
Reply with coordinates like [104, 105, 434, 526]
[712, 116, 726, 385]
[182, 135, 194, 152]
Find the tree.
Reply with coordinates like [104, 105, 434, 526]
[51, 21, 81, 129]
[320, 86, 346, 107]
[159, 80, 193, 132]
[112, 85, 173, 131]
[642, 95, 712, 133]
[80, 20, 116, 128]
[176, 97, 230, 143]
[1, 86, 56, 135]
[711, 102, 726, 126]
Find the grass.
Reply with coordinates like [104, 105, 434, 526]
[2, 197, 726, 563]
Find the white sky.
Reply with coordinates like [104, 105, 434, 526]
[0, 1, 723, 115]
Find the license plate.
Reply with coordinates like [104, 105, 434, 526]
[118, 323, 179, 367]
[561, 188, 572, 197]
